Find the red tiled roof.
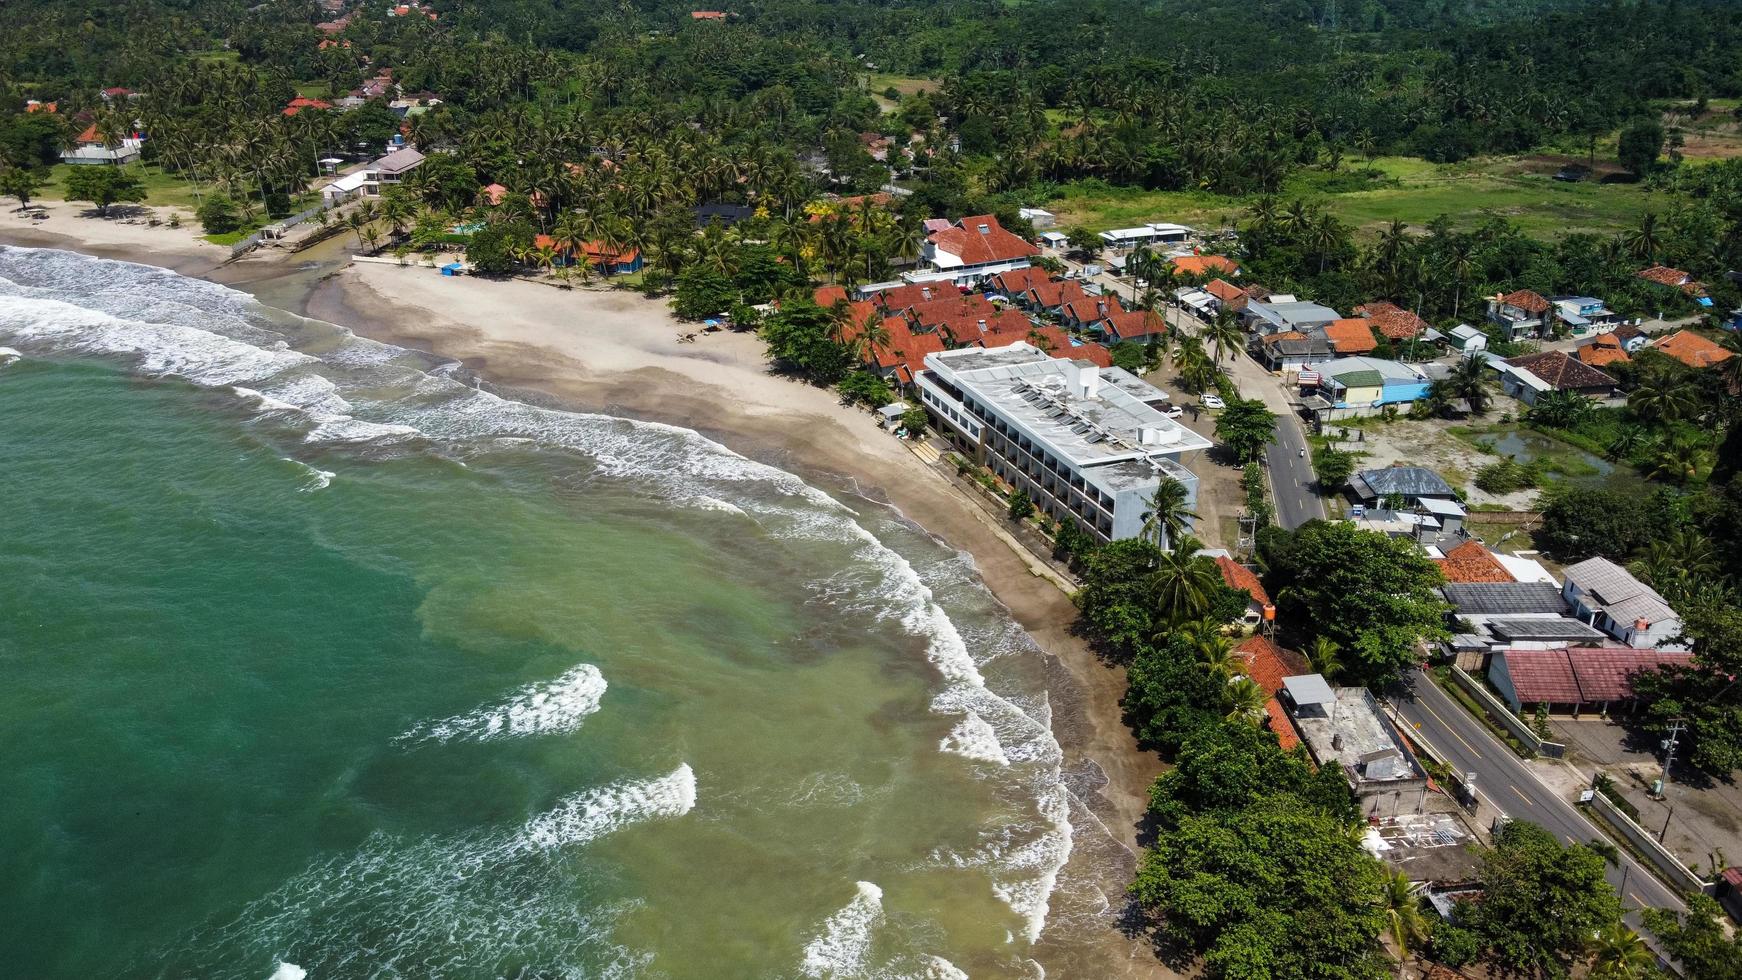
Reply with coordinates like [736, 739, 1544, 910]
[25, 101, 57, 113]
[1205, 278, 1245, 305]
[1237, 634, 1308, 752]
[1264, 697, 1302, 750]
[1025, 324, 1074, 355]
[1577, 333, 1630, 368]
[690, 10, 728, 19]
[1103, 309, 1167, 341]
[1074, 342, 1114, 368]
[928, 215, 1039, 266]
[991, 267, 1048, 296]
[1502, 648, 1695, 704]
[1636, 265, 1702, 294]
[1497, 289, 1550, 314]
[1060, 294, 1123, 325]
[1261, 330, 1308, 345]
[1652, 330, 1733, 369]
[480, 183, 507, 205]
[1170, 254, 1238, 277]
[813, 285, 849, 308]
[282, 96, 332, 116]
[1217, 557, 1272, 607]
[1505, 350, 1616, 390]
[1026, 279, 1086, 309]
[909, 294, 995, 329]
[102, 86, 132, 96]
[1433, 540, 1514, 584]
[1322, 318, 1378, 354]
[1354, 301, 1430, 341]
[874, 282, 956, 313]
[74, 123, 101, 143]
[580, 241, 639, 266]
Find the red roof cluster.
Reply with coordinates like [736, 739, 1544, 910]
[282, 96, 333, 116]
[1102, 309, 1167, 341]
[1322, 318, 1378, 354]
[1204, 278, 1246, 309]
[1636, 265, 1705, 295]
[812, 284, 849, 308]
[1651, 330, 1733, 369]
[1577, 333, 1631, 368]
[1170, 254, 1238, 278]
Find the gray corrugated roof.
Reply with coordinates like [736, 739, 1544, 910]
[1353, 466, 1454, 499]
[1440, 582, 1569, 615]
[1486, 617, 1607, 641]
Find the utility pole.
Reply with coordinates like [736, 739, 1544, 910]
[1653, 717, 1685, 797]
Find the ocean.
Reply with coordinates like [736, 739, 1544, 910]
[0, 246, 1115, 979]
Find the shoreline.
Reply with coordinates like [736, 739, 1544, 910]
[1, 223, 1172, 977]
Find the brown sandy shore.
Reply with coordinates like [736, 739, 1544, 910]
[2, 214, 1176, 978]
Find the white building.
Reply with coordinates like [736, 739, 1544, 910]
[320, 147, 426, 204]
[1018, 206, 1056, 229]
[914, 343, 1212, 543]
[1561, 557, 1685, 650]
[1097, 222, 1194, 250]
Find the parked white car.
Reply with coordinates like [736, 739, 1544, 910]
[1159, 404, 1184, 419]
[1200, 393, 1226, 410]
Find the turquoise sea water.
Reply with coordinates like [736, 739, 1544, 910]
[0, 247, 1107, 979]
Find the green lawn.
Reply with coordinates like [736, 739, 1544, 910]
[1045, 154, 1661, 240]
[38, 162, 202, 211]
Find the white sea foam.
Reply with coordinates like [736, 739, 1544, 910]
[916, 954, 971, 979]
[690, 495, 748, 517]
[988, 784, 1073, 943]
[940, 712, 1010, 766]
[166, 766, 692, 977]
[265, 963, 306, 980]
[800, 881, 884, 979]
[513, 763, 696, 854]
[279, 459, 336, 492]
[398, 664, 608, 744]
[234, 386, 301, 413]
[0, 345, 21, 366]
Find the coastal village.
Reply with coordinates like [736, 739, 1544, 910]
[5, 0, 1742, 977]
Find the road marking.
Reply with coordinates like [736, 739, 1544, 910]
[1630, 892, 1645, 908]
[1509, 783, 1533, 806]
[1418, 698, 1482, 759]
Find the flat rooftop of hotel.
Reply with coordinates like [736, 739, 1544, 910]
[925, 343, 1211, 490]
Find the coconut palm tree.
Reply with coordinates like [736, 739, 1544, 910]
[1195, 632, 1243, 680]
[1147, 536, 1222, 627]
[1624, 212, 1662, 263]
[1224, 676, 1269, 725]
[1628, 375, 1699, 425]
[1445, 353, 1492, 415]
[1305, 636, 1342, 682]
[1380, 869, 1430, 976]
[1202, 306, 1246, 364]
[1648, 437, 1710, 484]
[1139, 477, 1198, 550]
[1528, 389, 1593, 429]
[1587, 921, 1654, 979]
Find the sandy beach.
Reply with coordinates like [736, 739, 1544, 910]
[1, 222, 1174, 976]
[0, 201, 225, 275]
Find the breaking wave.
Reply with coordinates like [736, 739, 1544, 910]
[397, 663, 608, 745]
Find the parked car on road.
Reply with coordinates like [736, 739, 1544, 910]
[1200, 394, 1226, 410]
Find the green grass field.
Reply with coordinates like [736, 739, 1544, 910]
[37, 162, 202, 210]
[1045, 155, 1662, 240]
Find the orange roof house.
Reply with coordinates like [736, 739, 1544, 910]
[25, 100, 58, 113]
[1354, 300, 1430, 341]
[812, 285, 849, 308]
[1433, 540, 1514, 584]
[1216, 556, 1271, 608]
[1576, 333, 1631, 368]
[1170, 254, 1239, 278]
[1637, 265, 1707, 296]
[1205, 278, 1247, 311]
[1651, 330, 1733, 369]
[480, 183, 507, 205]
[1495, 289, 1551, 314]
[1322, 318, 1378, 355]
[282, 96, 332, 116]
[926, 214, 1039, 269]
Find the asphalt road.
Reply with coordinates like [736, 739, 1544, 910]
[1264, 413, 1324, 529]
[1389, 669, 1686, 918]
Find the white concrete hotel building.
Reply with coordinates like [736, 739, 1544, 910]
[915, 342, 1211, 544]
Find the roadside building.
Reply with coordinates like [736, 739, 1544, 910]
[1305, 357, 1432, 419]
[1637, 265, 1710, 305]
[1017, 206, 1055, 228]
[1284, 676, 1431, 816]
[1550, 295, 1620, 333]
[1347, 464, 1455, 508]
[1486, 289, 1552, 341]
[1259, 332, 1334, 372]
[914, 343, 1211, 543]
[1561, 557, 1685, 650]
[1489, 647, 1694, 716]
[1321, 318, 1378, 356]
[1499, 350, 1616, 405]
[1169, 254, 1239, 279]
[1101, 309, 1168, 344]
[1096, 222, 1194, 250]
[1611, 323, 1652, 353]
[1203, 277, 1248, 313]
[1244, 298, 1341, 337]
[1446, 324, 1488, 356]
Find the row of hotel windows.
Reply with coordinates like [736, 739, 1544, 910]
[957, 396, 1117, 512]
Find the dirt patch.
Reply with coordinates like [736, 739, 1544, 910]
[1321, 416, 1538, 509]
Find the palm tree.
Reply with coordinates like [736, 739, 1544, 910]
[1529, 389, 1592, 429]
[1139, 477, 1198, 550]
[1195, 632, 1243, 680]
[1203, 306, 1246, 364]
[1628, 375, 1699, 425]
[1224, 676, 1269, 725]
[1305, 636, 1342, 682]
[1648, 437, 1710, 484]
[1624, 213, 1662, 263]
[1445, 353, 1492, 415]
[1147, 535, 1222, 627]
[1587, 921, 1654, 979]
[1379, 869, 1429, 976]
